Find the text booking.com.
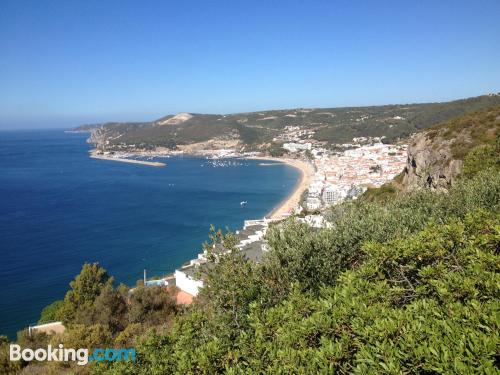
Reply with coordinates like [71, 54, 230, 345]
[10, 344, 136, 366]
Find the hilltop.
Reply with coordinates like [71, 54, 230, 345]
[75, 94, 500, 153]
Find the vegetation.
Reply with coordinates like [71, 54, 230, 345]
[127, 286, 177, 326]
[0, 336, 21, 374]
[58, 263, 113, 324]
[0, 263, 180, 374]
[424, 105, 500, 159]
[360, 183, 398, 202]
[267, 142, 286, 157]
[38, 300, 64, 324]
[461, 138, 499, 179]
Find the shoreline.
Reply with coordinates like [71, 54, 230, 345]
[245, 156, 315, 219]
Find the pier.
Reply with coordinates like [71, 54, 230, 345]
[90, 154, 166, 167]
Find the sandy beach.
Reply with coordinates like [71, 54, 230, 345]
[247, 156, 315, 219]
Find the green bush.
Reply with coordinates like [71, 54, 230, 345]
[38, 300, 63, 324]
[99, 165, 499, 374]
[128, 285, 177, 326]
[360, 182, 398, 202]
[0, 336, 21, 375]
[461, 138, 499, 179]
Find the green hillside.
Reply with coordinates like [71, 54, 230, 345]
[77, 94, 500, 151]
[425, 104, 500, 159]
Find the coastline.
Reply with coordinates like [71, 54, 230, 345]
[245, 156, 315, 219]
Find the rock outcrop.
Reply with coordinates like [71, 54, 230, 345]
[401, 105, 499, 191]
[87, 127, 107, 149]
[402, 132, 463, 191]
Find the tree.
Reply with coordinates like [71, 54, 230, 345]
[114, 323, 145, 347]
[268, 142, 285, 157]
[56, 324, 112, 351]
[102, 210, 500, 374]
[74, 283, 128, 334]
[128, 286, 177, 326]
[58, 263, 112, 324]
[38, 300, 64, 324]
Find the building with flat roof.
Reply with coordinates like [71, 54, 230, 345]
[173, 220, 271, 297]
[322, 185, 339, 204]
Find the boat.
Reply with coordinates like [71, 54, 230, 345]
[240, 201, 247, 206]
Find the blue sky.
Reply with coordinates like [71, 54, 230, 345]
[0, 0, 499, 129]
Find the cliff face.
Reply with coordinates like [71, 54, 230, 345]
[402, 133, 463, 190]
[401, 106, 499, 191]
[88, 128, 107, 149]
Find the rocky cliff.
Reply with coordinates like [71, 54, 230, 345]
[401, 106, 499, 191]
[402, 133, 463, 190]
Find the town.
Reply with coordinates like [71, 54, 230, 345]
[304, 141, 406, 210]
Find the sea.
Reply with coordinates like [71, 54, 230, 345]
[0, 129, 299, 339]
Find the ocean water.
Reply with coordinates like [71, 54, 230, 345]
[0, 129, 299, 339]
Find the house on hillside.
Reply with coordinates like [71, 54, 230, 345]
[173, 220, 271, 298]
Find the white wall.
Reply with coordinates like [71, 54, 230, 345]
[175, 269, 204, 296]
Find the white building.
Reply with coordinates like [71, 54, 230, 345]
[322, 185, 339, 204]
[306, 197, 322, 210]
[283, 142, 312, 153]
[173, 219, 272, 298]
[298, 214, 331, 228]
[175, 267, 204, 296]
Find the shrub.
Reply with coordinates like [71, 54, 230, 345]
[38, 300, 64, 324]
[461, 138, 499, 179]
[128, 286, 177, 326]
